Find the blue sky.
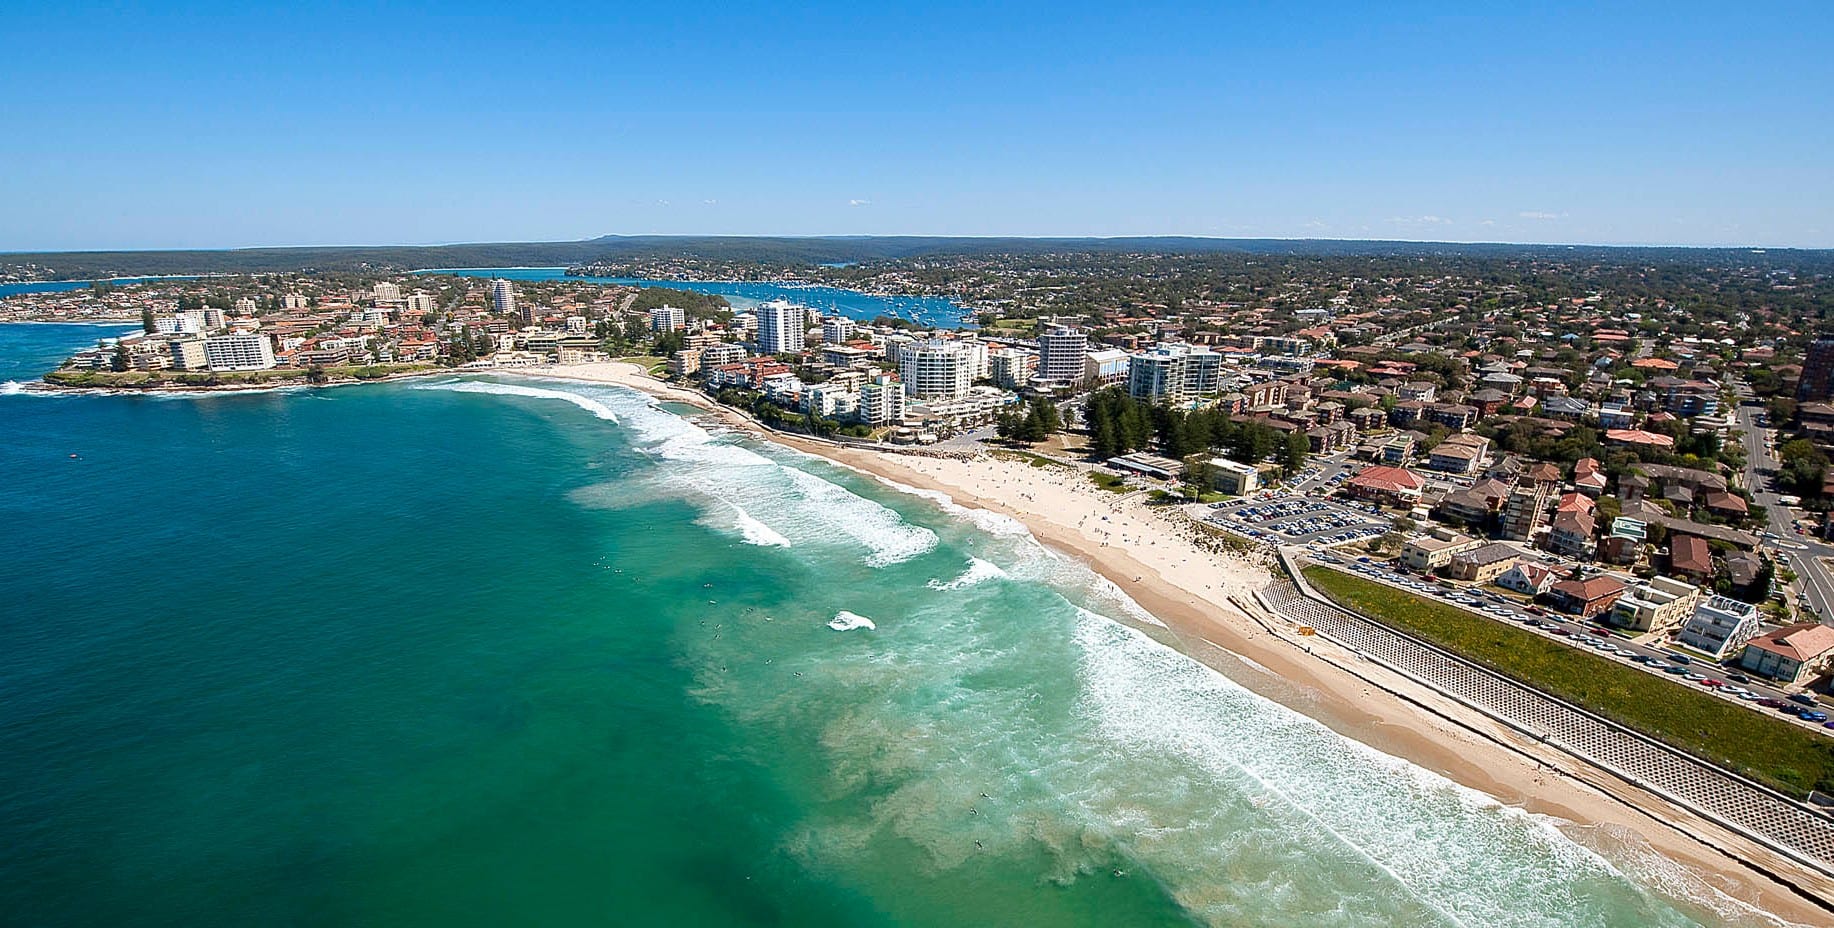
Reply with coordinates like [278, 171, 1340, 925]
[2, 1, 1830, 250]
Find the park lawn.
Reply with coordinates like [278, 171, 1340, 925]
[1304, 566, 1834, 798]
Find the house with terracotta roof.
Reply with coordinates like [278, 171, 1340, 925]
[1738, 623, 1834, 685]
[1702, 490, 1749, 521]
[1546, 574, 1628, 618]
[1572, 457, 1607, 496]
[1668, 533, 1714, 580]
[1345, 465, 1426, 505]
[1603, 428, 1676, 450]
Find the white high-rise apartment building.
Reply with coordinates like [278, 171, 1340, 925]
[1037, 327, 1088, 385]
[490, 279, 517, 317]
[899, 339, 977, 400]
[202, 333, 277, 371]
[649, 305, 686, 332]
[755, 299, 807, 355]
[373, 282, 402, 302]
[406, 292, 436, 314]
[859, 374, 906, 425]
[1126, 343, 1222, 401]
[821, 316, 856, 344]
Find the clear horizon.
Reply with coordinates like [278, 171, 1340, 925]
[3, 1, 1830, 251]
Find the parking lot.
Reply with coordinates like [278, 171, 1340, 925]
[1207, 495, 1392, 546]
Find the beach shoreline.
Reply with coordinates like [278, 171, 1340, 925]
[517, 360, 1831, 924]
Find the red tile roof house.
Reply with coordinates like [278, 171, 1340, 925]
[1604, 429, 1677, 450]
[1345, 465, 1426, 505]
[1737, 622, 1834, 685]
[1702, 491, 1749, 521]
[1545, 575, 1628, 618]
[1668, 534, 1714, 580]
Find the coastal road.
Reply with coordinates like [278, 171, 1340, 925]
[1734, 393, 1834, 623]
[1306, 554, 1826, 732]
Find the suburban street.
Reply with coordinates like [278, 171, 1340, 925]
[1734, 387, 1834, 621]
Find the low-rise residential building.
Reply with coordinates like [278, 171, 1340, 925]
[1427, 433, 1489, 474]
[1668, 533, 1714, 581]
[1446, 542, 1522, 583]
[1546, 510, 1596, 558]
[1546, 574, 1628, 618]
[1400, 531, 1484, 572]
[1606, 575, 1703, 633]
[1738, 622, 1834, 685]
[1497, 560, 1560, 596]
[1677, 596, 1762, 659]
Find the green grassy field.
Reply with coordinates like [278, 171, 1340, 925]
[1303, 566, 1834, 797]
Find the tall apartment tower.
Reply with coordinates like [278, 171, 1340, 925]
[1036, 327, 1088, 385]
[490, 279, 517, 318]
[755, 300, 807, 355]
[898, 339, 976, 400]
[1798, 338, 1834, 402]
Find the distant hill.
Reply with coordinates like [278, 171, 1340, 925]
[5, 235, 1831, 279]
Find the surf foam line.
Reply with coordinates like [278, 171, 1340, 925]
[439, 377, 937, 567]
[1070, 613, 1710, 928]
[928, 557, 1008, 591]
[419, 380, 623, 422]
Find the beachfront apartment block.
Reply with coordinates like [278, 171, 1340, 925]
[1126, 343, 1221, 401]
[755, 299, 807, 355]
[899, 339, 978, 400]
[202, 333, 276, 371]
[167, 337, 208, 371]
[1676, 596, 1762, 660]
[1606, 575, 1703, 633]
[1036, 327, 1088, 385]
[650, 304, 686, 332]
[858, 374, 906, 425]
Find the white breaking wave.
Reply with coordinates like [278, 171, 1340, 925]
[828, 611, 877, 631]
[422, 380, 622, 422]
[435, 377, 936, 567]
[928, 557, 1008, 591]
[725, 500, 792, 547]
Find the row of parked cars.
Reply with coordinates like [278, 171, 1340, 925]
[1335, 557, 1834, 729]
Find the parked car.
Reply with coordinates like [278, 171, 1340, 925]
[1789, 693, 1818, 706]
[1803, 711, 1830, 723]
[1759, 697, 1788, 709]
[1728, 673, 1750, 683]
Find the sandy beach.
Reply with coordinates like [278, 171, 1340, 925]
[524, 361, 1833, 925]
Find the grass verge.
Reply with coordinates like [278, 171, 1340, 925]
[1304, 566, 1834, 798]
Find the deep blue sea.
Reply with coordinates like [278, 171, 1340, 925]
[420, 267, 973, 329]
[0, 323, 1786, 927]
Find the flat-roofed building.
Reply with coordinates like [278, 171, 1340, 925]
[1446, 542, 1523, 583]
[1400, 531, 1484, 572]
[203, 333, 276, 371]
[1607, 575, 1702, 633]
[1677, 596, 1761, 659]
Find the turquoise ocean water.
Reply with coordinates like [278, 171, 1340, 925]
[0, 324, 1794, 927]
